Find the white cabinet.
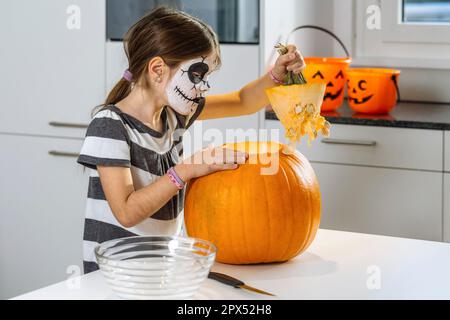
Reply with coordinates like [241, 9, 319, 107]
[265, 119, 444, 241]
[313, 163, 442, 241]
[266, 121, 443, 171]
[445, 131, 450, 172]
[0, 134, 88, 299]
[0, 0, 105, 138]
[445, 174, 450, 243]
[445, 133, 449, 242]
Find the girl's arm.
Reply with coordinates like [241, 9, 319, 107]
[199, 45, 305, 120]
[97, 147, 247, 228]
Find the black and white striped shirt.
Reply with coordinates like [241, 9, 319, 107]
[77, 104, 202, 274]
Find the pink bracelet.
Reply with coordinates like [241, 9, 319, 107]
[167, 167, 185, 190]
[269, 69, 284, 85]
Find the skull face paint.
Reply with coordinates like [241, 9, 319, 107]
[166, 56, 214, 116]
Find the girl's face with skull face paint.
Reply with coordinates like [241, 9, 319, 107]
[166, 56, 216, 116]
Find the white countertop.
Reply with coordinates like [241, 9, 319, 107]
[13, 229, 450, 300]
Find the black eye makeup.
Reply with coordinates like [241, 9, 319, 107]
[181, 56, 210, 85]
[312, 71, 324, 80]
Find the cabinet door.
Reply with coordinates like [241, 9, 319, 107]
[265, 120, 443, 171]
[445, 131, 450, 172]
[445, 174, 450, 243]
[0, 134, 88, 299]
[312, 162, 443, 242]
[0, 0, 105, 138]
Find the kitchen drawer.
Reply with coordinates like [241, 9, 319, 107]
[445, 174, 450, 243]
[313, 162, 443, 241]
[0, 134, 88, 299]
[445, 131, 450, 172]
[266, 121, 443, 171]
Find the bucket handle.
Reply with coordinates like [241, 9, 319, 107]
[391, 74, 401, 103]
[286, 25, 351, 58]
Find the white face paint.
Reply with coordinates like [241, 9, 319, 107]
[166, 56, 215, 116]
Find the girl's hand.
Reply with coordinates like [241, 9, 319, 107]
[175, 146, 248, 181]
[272, 44, 306, 81]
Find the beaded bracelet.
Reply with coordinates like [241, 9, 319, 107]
[269, 69, 284, 85]
[167, 167, 186, 190]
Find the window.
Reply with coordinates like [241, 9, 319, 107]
[403, 0, 450, 23]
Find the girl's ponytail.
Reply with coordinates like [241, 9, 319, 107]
[106, 78, 132, 106]
[91, 78, 131, 117]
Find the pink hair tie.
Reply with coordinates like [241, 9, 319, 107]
[123, 69, 133, 82]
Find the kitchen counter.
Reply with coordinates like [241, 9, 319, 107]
[266, 101, 450, 130]
[13, 229, 450, 300]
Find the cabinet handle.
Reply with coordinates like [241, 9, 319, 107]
[321, 138, 377, 147]
[49, 121, 88, 129]
[48, 151, 79, 158]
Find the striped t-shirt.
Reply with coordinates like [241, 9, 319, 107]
[77, 104, 203, 274]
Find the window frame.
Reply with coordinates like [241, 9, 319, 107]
[382, 0, 450, 44]
[351, 0, 450, 70]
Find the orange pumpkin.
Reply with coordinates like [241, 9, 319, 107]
[184, 141, 321, 265]
[302, 57, 351, 112]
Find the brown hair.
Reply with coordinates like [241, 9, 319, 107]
[94, 6, 221, 115]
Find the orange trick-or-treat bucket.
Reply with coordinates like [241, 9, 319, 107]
[288, 26, 352, 112]
[303, 57, 352, 112]
[346, 68, 401, 114]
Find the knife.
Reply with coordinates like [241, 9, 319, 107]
[208, 272, 275, 297]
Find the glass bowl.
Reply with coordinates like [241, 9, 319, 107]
[95, 236, 216, 300]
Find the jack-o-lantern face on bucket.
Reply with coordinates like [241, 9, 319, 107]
[347, 79, 374, 105]
[346, 68, 400, 115]
[312, 69, 344, 101]
[303, 58, 351, 112]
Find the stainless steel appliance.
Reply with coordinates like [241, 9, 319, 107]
[106, 0, 260, 44]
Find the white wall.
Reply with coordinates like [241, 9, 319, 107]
[261, 0, 340, 72]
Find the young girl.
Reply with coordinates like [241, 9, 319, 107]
[77, 7, 305, 274]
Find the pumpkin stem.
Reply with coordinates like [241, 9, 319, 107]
[275, 43, 307, 85]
